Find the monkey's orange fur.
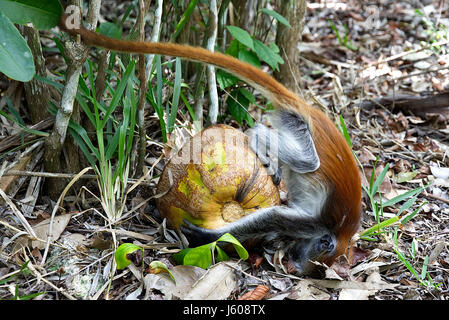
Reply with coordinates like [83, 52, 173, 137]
[59, 15, 361, 265]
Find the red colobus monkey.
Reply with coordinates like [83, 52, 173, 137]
[59, 15, 362, 275]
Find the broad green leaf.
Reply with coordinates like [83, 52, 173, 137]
[0, 0, 62, 29]
[0, 10, 34, 81]
[183, 244, 213, 269]
[172, 248, 190, 265]
[98, 22, 122, 39]
[115, 243, 143, 270]
[215, 246, 229, 262]
[217, 70, 238, 89]
[225, 39, 241, 57]
[238, 49, 261, 68]
[217, 233, 249, 260]
[227, 88, 254, 127]
[226, 26, 254, 50]
[260, 8, 291, 28]
[253, 39, 283, 71]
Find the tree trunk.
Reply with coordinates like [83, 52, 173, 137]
[274, 0, 306, 94]
[22, 26, 51, 124]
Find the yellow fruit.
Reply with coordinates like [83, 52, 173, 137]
[156, 124, 280, 230]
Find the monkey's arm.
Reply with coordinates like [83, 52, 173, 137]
[180, 206, 321, 246]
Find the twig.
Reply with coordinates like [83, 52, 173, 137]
[206, 0, 219, 124]
[368, 38, 449, 67]
[0, 188, 37, 238]
[25, 255, 77, 300]
[144, 0, 164, 78]
[3, 169, 149, 185]
[136, 0, 148, 175]
[40, 167, 93, 266]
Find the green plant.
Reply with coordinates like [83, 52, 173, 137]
[328, 20, 358, 51]
[146, 56, 196, 143]
[392, 227, 440, 289]
[0, 0, 62, 81]
[115, 243, 144, 270]
[68, 60, 137, 224]
[173, 233, 249, 270]
[215, 9, 289, 126]
[115, 243, 176, 283]
[0, 261, 45, 300]
[415, 9, 448, 53]
[338, 116, 437, 287]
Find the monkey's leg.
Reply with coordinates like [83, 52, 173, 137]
[250, 111, 320, 174]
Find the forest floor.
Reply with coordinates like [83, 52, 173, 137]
[0, 0, 449, 300]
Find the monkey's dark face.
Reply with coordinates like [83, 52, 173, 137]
[287, 233, 337, 275]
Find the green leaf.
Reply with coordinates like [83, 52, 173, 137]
[216, 70, 238, 89]
[98, 22, 122, 39]
[224, 39, 241, 57]
[238, 49, 261, 68]
[371, 163, 390, 196]
[115, 243, 143, 270]
[401, 201, 426, 225]
[217, 233, 249, 260]
[183, 244, 213, 269]
[383, 184, 429, 207]
[172, 248, 190, 265]
[101, 60, 135, 128]
[395, 171, 418, 183]
[338, 115, 353, 148]
[253, 39, 283, 71]
[172, 0, 200, 40]
[227, 88, 248, 125]
[0, 10, 34, 81]
[149, 261, 176, 284]
[259, 8, 291, 28]
[167, 58, 182, 133]
[0, 0, 62, 29]
[226, 26, 254, 50]
[215, 246, 230, 262]
[360, 216, 399, 239]
[154, 55, 167, 142]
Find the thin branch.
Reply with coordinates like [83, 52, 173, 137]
[145, 0, 164, 78]
[206, 0, 219, 125]
[136, 0, 149, 175]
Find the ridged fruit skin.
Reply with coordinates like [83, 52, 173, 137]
[156, 124, 280, 230]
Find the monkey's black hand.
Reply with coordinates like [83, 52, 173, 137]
[180, 220, 223, 247]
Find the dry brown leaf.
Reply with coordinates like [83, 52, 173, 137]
[31, 213, 72, 249]
[349, 246, 371, 266]
[238, 285, 270, 300]
[358, 147, 377, 164]
[248, 252, 264, 269]
[0, 155, 31, 202]
[391, 158, 411, 173]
